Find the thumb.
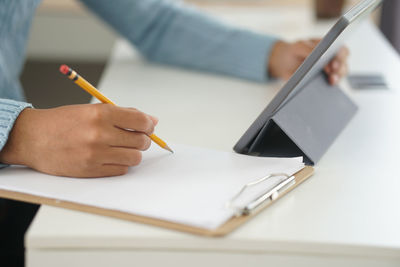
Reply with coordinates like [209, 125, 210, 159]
[148, 115, 159, 126]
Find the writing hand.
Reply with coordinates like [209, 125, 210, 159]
[0, 104, 158, 178]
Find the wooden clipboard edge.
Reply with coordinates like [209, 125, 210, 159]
[0, 166, 313, 237]
[0, 188, 213, 236]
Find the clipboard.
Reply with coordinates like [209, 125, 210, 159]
[0, 166, 313, 237]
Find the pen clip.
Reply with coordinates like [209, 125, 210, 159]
[226, 173, 296, 217]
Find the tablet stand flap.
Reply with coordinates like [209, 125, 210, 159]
[249, 72, 358, 165]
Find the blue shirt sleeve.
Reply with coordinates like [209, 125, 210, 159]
[79, 0, 278, 82]
[0, 99, 32, 168]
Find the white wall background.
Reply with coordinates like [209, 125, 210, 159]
[26, 1, 116, 61]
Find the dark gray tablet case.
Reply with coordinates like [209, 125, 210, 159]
[233, 0, 381, 165]
[245, 72, 357, 165]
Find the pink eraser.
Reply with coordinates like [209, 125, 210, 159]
[59, 64, 70, 75]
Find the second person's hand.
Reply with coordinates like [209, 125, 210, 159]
[268, 39, 349, 85]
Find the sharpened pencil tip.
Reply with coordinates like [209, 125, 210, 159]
[165, 145, 174, 153]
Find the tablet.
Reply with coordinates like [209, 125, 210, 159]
[233, 0, 382, 155]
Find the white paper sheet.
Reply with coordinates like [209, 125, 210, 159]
[0, 144, 304, 230]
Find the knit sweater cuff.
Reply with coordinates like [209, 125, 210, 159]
[0, 99, 33, 168]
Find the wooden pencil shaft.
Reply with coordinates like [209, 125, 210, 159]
[63, 66, 170, 151]
[75, 77, 116, 105]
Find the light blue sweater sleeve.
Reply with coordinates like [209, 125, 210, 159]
[80, 0, 278, 82]
[0, 99, 32, 168]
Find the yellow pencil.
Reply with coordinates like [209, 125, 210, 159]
[59, 64, 173, 153]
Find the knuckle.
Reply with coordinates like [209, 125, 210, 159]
[117, 166, 129, 176]
[136, 113, 154, 133]
[89, 104, 111, 122]
[106, 166, 129, 177]
[295, 41, 304, 48]
[137, 134, 151, 150]
[89, 104, 104, 121]
[82, 149, 97, 167]
[130, 151, 142, 166]
[86, 128, 103, 145]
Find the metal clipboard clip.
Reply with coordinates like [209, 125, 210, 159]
[226, 173, 296, 217]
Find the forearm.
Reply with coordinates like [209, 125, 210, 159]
[80, 0, 278, 82]
[0, 99, 33, 168]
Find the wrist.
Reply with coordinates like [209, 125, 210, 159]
[268, 40, 289, 79]
[0, 108, 36, 166]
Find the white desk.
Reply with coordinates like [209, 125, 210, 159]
[26, 6, 400, 267]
